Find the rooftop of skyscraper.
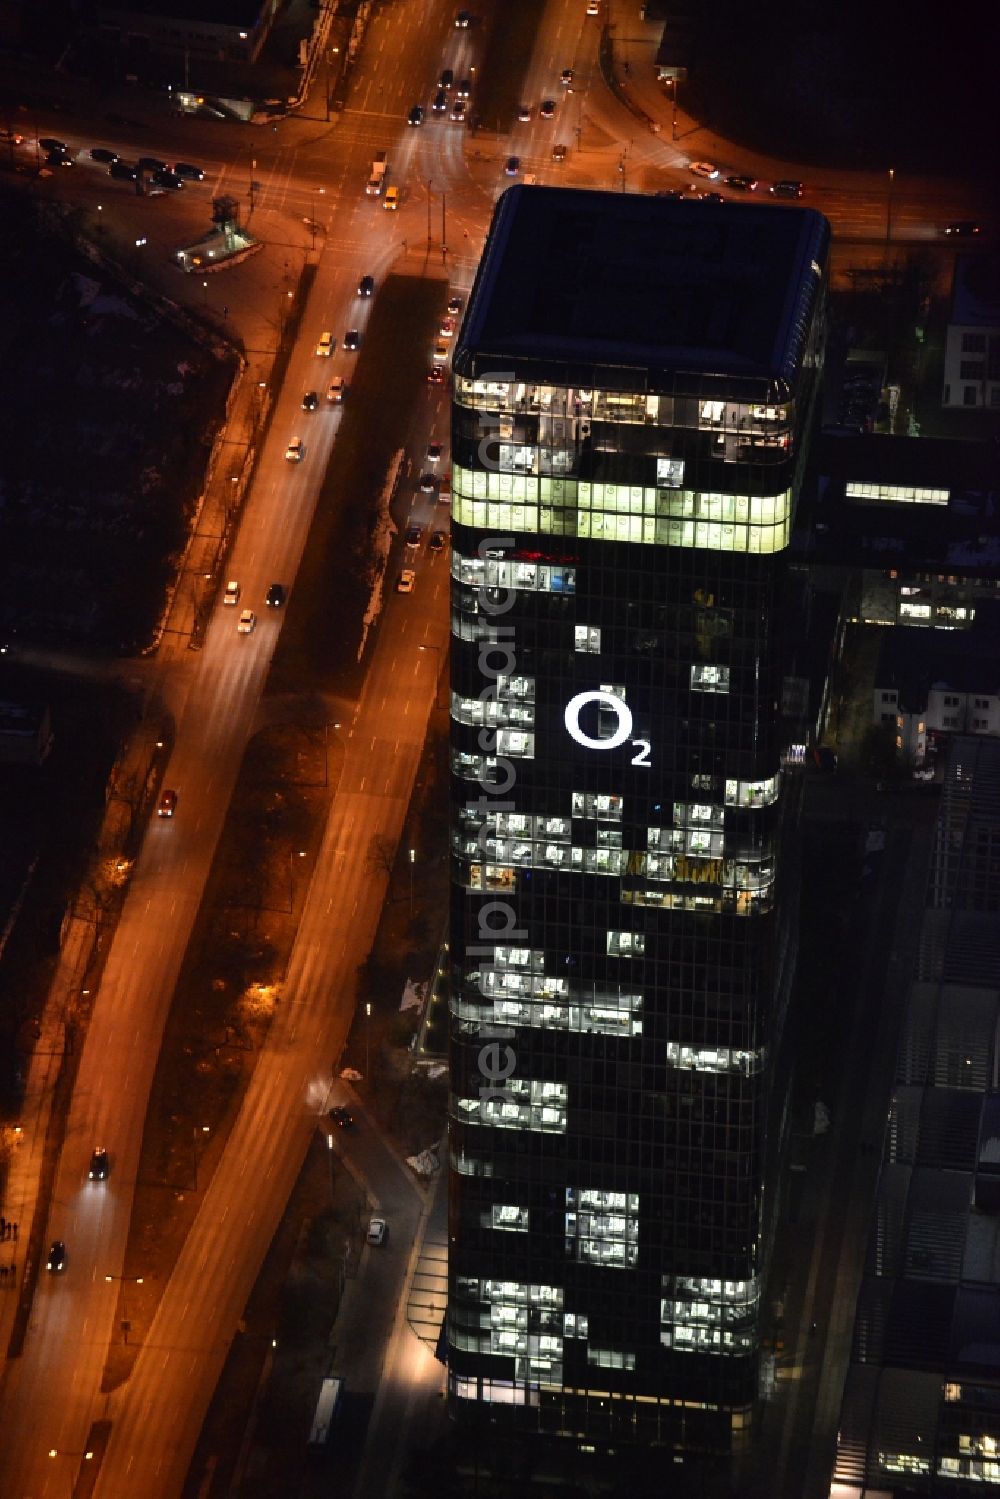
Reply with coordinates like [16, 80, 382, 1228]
[458, 185, 829, 390]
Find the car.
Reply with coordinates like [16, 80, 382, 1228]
[450, 100, 467, 122]
[157, 789, 177, 818]
[39, 137, 66, 153]
[223, 579, 241, 606]
[433, 89, 448, 113]
[46, 1240, 66, 1272]
[505, 155, 520, 176]
[552, 143, 567, 162]
[285, 436, 304, 462]
[383, 184, 399, 210]
[517, 104, 532, 122]
[109, 161, 138, 181]
[89, 1147, 109, 1181]
[439, 68, 454, 90]
[405, 524, 424, 548]
[725, 174, 757, 191]
[455, 7, 472, 23]
[540, 99, 556, 119]
[427, 440, 443, 462]
[329, 1105, 354, 1128]
[89, 147, 118, 163]
[45, 149, 73, 167]
[237, 609, 256, 634]
[137, 156, 166, 173]
[770, 179, 803, 197]
[344, 329, 360, 351]
[702, 192, 725, 202]
[316, 330, 335, 356]
[172, 161, 205, 180]
[408, 104, 424, 126]
[358, 274, 374, 296]
[658, 188, 686, 199]
[429, 530, 448, 552]
[427, 365, 446, 385]
[327, 375, 345, 402]
[447, 295, 463, 316]
[944, 221, 982, 237]
[457, 78, 471, 99]
[265, 582, 286, 608]
[560, 68, 574, 87]
[587, 0, 599, 11]
[419, 472, 437, 493]
[690, 161, 720, 179]
[439, 317, 455, 338]
[301, 390, 318, 411]
[396, 569, 416, 593]
[367, 1217, 388, 1246]
[433, 342, 450, 365]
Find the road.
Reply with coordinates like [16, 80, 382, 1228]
[0, 0, 989, 1495]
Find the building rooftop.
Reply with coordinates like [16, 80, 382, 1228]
[457, 186, 829, 395]
[875, 618, 1000, 708]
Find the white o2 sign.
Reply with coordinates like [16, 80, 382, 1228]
[563, 690, 651, 766]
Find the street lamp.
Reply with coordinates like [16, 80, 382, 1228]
[289, 849, 306, 912]
[408, 847, 416, 918]
[365, 1001, 372, 1079]
[105, 1272, 144, 1344]
[192, 1122, 210, 1190]
[885, 166, 895, 252]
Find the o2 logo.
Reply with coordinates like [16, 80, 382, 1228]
[563, 690, 651, 767]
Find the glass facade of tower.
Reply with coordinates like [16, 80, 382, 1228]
[447, 188, 829, 1457]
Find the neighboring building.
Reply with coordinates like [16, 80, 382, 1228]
[872, 623, 1000, 764]
[801, 434, 1000, 630]
[832, 736, 1000, 1495]
[95, 0, 274, 65]
[447, 187, 829, 1461]
[942, 254, 1000, 411]
[0, 700, 53, 766]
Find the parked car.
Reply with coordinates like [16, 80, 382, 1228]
[172, 161, 205, 180]
[45, 149, 73, 167]
[689, 161, 719, 179]
[367, 1217, 388, 1246]
[725, 174, 758, 191]
[89, 147, 118, 163]
[39, 137, 67, 153]
[109, 161, 138, 181]
[539, 100, 555, 119]
[157, 789, 177, 817]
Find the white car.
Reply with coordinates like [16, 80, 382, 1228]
[396, 569, 416, 594]
[223, 579, 240, 606]
[586, 0, 599, 12]
[326, 376, 345, 403]
[315, 330, 334, 356]
[690, 161, 720, 179]
[433, 341, 450, 364]
[285, 436, 304, 462]
[367, 1216, 388, 1245]
[237, 609, 256, 634]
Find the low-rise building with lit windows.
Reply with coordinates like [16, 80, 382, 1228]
[447, 186, 829, 1463]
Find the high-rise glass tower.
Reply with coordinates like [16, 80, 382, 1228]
[447, 187, 828, 1459]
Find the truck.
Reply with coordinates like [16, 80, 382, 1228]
[366, 151, 388, 196]
[307, 1375, 345, 1451]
